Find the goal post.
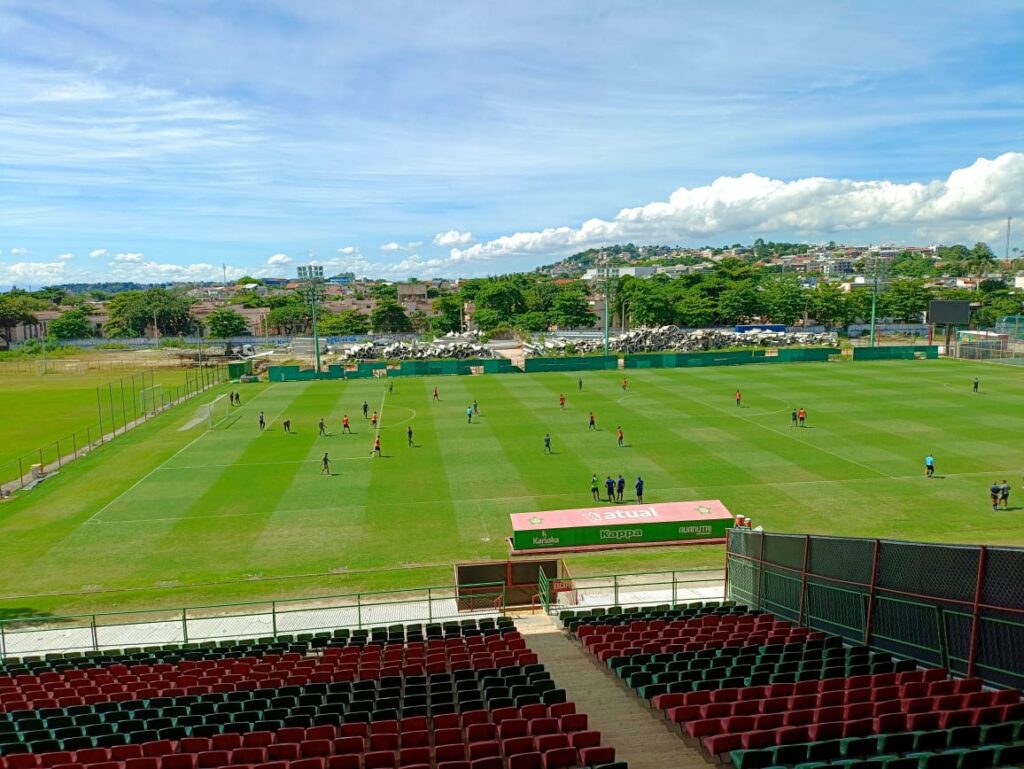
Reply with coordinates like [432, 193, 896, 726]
[205, 393, 231, 428]
[140, 384, 164, 414]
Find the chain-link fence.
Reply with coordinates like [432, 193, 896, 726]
[0, 365, 227, 495]
[726, 530, 1024, 689]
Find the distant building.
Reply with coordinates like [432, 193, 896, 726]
[582, 266, 655, 281]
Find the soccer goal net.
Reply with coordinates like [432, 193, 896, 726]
[36, 359, 81, 374]
[204, 393, 231, 428]
[140, 384, 164, 414]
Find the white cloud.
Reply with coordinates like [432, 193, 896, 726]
[106, 260, 247, 283]
[380, 242, 402, 252]
[10, 247, 29, 256]
[450, 153, 1024, 263]
[57, 252, 74, 260]
[433, 229, 476, 247]
[337, 246, 360, 255]
[89, 248, 108, 258]
[267, 253, 292, 266]
[113, 252, 144, 263]
[0, 261, 67, 283]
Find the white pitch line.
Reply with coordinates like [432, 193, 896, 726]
[369, 389, 387, 455]
[81, 386, 281, 526]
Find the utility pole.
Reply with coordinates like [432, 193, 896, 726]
[298, 261, 324, 371]
[1006, 217, 1012, 262]
[602, 274, 611, 355]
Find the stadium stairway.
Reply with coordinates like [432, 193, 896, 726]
[516, 615, 705, 769]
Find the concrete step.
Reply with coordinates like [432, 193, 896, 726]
[517, 614, 710, 769]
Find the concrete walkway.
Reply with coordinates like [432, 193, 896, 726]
[517, 613, 708, 769]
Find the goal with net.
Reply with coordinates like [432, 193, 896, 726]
[203, 393, 231, 428]
[140, 384, 164, 415]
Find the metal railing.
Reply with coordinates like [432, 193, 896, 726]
[538, 568, 725, 614]
[0, 582, 506, 659]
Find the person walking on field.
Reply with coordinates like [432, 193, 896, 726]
[318, 418, 327, 436]
[616, 474, 625, 502]
[559, 393, 566, 410]
[1000, 480, 1010, 509]
[973, 377, 979, 393]
[432, 387, 439, 401]
[735, 389, 742, 408]
[370, 411, 378, 429]
[321, 453, 331, 475]
[371, 436, 382, 457]
[797, 407, 806, 427]
[617, 426, 624, 447]
[258, 410, 265, 431]
[991, 481, 1002, 511]
[578, 377, 583, 391]
[362, 401, 369, 418]
[467, 405, 473, 424]
[407, 425, 414, 447]
[543, 434, 552, 454]
[635, 476, 644, 503]
[588, 411, 596, 431]
[591, 474, 599, 501]
[791, 409, 798, 427]
[605, 475, 616, 502]
[622, 378, 628, 391]
[282, 419, 291, 434]
[342, 415, 351, 433]
[925, 453, 935, 478]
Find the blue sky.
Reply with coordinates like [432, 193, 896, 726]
[1, 1, 1022, 287]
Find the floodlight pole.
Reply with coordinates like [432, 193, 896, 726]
[602, 276, 612, 355]
[868, 255, 879, 348]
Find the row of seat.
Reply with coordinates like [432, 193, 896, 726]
[729, 720, 1024, 769]
[1, 635, 528, 692]
[559, 601, 745, 633]
[654, 676, 991, 724]
[1, 621, 516, 677]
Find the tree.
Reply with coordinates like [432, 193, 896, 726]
[760, 275, 807, 325]
[474, 279, 527, 324]
[0, 294, 38, 347]
[370, 299, 411, 332]
[966, 242, 996, 276]
[879, 279, 933, 322]
[101, 288, 194, 337]
[430, 293, 463, 334]
[809, 282, 851, 327]
[889, 251, 937, 279]
[206, 308, 250, 338]
[234, 276, 264, 285]
[674, 290, 717, 327]
[514, 311, 550, 333]
[319, 310, 369, 335]
[549, 284, 595, 328]
[48, 308, 93, 340]
[716, 282, 760, 324]
[266, 304, 311, 334]
[370, 283, 398, 301]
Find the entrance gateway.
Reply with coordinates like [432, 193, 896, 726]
[508, 499, 733, 555]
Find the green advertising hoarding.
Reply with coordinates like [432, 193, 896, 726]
[509, 499, 733, 554]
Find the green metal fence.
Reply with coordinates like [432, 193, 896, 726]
[726, 530, 1024, 689]
[851, 345, 939, 360]
[0, 582, 506, 659]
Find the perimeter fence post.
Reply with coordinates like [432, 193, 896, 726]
[798, 535, 810, 627]
[56, 440, 62, 469]
[72, 433, 77, 460]
[966, 546, 988, 678]
[863, 539, 881, 646]
[90, 616, 99, 652]
[18, 458, 24, 489]
[613, 575, 619, 607]
[428, 588, 433, 623]
[357, 594, 363, 629]
[271, 602, 278, 638]
[182, 610, 189, 643]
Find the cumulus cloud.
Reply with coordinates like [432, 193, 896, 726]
[113, 252, 144, 263]
[0, 261, 67, 283]
[433, 229, 476, 247]
[57, 252, 74, 260]
[380, 242, 402, 252]
[106, 260, 248, 283]
[89, 248, 108, 258]
[337, 246, 360, 255]
[10, 247, 28, 256]
[449, 153, 1024, 264]
[267, 253, 292, 266]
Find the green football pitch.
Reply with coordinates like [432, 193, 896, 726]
[1, 359, 1022, 618]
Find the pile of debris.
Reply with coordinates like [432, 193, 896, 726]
[337, 339, 497, 361]
[526, 327, 838, 355]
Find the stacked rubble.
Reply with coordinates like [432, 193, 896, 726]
[336, 339, 497, 361]
[525, 327, 837, 356]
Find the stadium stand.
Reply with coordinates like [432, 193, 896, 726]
[0, 618, 623, 769]
[561, 601, 1024, 768]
